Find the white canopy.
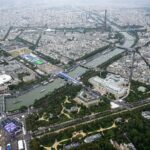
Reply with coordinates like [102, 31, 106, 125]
[0, 74, 12, 85]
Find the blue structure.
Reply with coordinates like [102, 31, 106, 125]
[1, 118, 22, 136]
[6, 144, 12, 150]
[57, 72, 80, 84]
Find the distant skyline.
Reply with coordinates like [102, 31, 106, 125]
[0, 0, 150, 8]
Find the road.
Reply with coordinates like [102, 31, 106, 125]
[32, 98, 150, 138]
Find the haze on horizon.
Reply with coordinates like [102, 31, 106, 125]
[0, 0, 150, 9]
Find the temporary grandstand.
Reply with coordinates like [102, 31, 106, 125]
[0, 118, 22, 135]
[57, 72, 80, 84]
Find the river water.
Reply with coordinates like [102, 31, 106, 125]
[5, 66, 87, 111]
[85, 28, 135, 68]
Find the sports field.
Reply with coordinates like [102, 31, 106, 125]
[21, 53, 45, 65]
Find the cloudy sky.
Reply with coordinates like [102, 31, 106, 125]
[0, 0, 150, 8]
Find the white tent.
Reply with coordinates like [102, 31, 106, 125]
[0, 74, 12, 85]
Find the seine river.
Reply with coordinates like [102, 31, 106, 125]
[5, 67, 87, 111]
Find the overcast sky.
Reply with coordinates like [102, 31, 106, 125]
[0, 0, 150, 8]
